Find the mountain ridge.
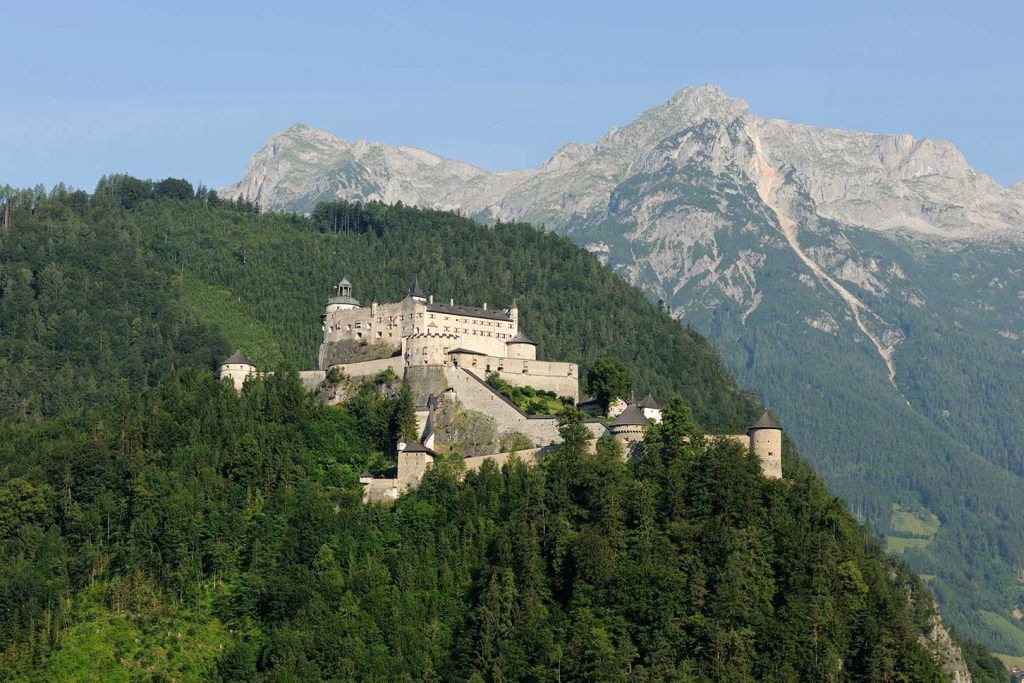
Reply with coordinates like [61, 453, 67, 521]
[224, 84, 1024, 240]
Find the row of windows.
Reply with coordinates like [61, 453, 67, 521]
[429, 313, 514, 329]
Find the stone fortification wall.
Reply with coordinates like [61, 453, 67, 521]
[360, 477, 400, 503]
[462, 438, 600, 473]
[318, 339, 399, 369]
[441, 367, 562, 447]
[711, 434, 751, 449]
[405, 333, 459, 367]
[323, 300, 418, 348]
[463, 447, 543, 472]
[709, 433, 782, 479]
[331, 356, 405, 380]
[297, 371, 326, 392]
[584, 420, 610, 440]
[406, 365, 450, 409]
[452, 353, 580, 401]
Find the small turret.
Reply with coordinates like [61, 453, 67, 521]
[505, 332, 537, 360]
[747, 410, 782, 479]
[409, 279, 427, 302]
[397, 441, 435, 491]
[219, 350, 256, 392]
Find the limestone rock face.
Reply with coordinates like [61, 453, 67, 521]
[919, 612, 972, 683]
[224, 85, 1024, 241]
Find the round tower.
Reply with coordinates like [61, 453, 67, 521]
[219, 350, 256, 392]
[747, 410, 783, 479]
[609, 403, 649, 457]
[325, 276, 361, 314]
[505, 332, 537, 360]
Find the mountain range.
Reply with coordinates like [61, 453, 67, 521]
[223, 85, 1024, 654]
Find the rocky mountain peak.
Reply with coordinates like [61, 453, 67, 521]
[663, 84, 750, 121]
[224, 85, 1023, 241]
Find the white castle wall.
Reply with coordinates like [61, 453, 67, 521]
[452, 352, 579, 401]
[330, 356, 405, 380]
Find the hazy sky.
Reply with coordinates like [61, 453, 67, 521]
[3, 0, 1021, 191]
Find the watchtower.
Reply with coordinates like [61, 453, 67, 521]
[219, 350, 256, 392]
[748, 410, 782, 479]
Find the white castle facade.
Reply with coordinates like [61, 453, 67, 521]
[219, 278, 783, 501]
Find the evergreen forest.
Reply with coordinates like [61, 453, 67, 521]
[0, 179, 1006, 680]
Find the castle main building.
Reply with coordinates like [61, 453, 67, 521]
[318, 278, 579, 401]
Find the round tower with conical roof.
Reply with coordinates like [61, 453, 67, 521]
[219, 350, 256, 392]
[505, 332, 536, 360]
[747, 410, 782, 479]
[609, 403, 649, 456]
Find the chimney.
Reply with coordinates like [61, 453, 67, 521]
[428, 294, 433, 304]
[483, 302, 488, 310]
[449, 298, 454, 305]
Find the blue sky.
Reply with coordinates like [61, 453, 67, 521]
[2, 0, 1021, 190]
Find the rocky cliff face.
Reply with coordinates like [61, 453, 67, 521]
[225, 86, 1024, 655]
[225, 85, 1024, 241]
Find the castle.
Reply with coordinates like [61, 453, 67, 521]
[219, 279, 783, 501]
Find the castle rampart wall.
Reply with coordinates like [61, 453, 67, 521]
[710, 434, 751, 449]
[441, 367, 563, 446]
[324, 300, 417, 342]
[332, 356, 405, 380]
[298, 371, 326, 392]
[453, 353, 579, 401]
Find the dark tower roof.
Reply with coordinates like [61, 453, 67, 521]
[611, 404, 649, 427]
[409, 279, 426, 299]
[638, 393, 661, 409]
[749, 410, 782, 431]
[222, 350, 254, 367]
[402, 441, 436, 455]
[507, 332, 536, 345]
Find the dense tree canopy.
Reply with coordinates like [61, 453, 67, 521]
[0, 179, 1005, 680]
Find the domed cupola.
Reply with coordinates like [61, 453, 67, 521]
[326, 276, 361, 313]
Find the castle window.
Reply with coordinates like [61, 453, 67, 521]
[377, 331, 382, 338]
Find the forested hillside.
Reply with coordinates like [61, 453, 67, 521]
[0, 181, 1004, 679]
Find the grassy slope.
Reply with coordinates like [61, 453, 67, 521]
[6, 583, 227, 682]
